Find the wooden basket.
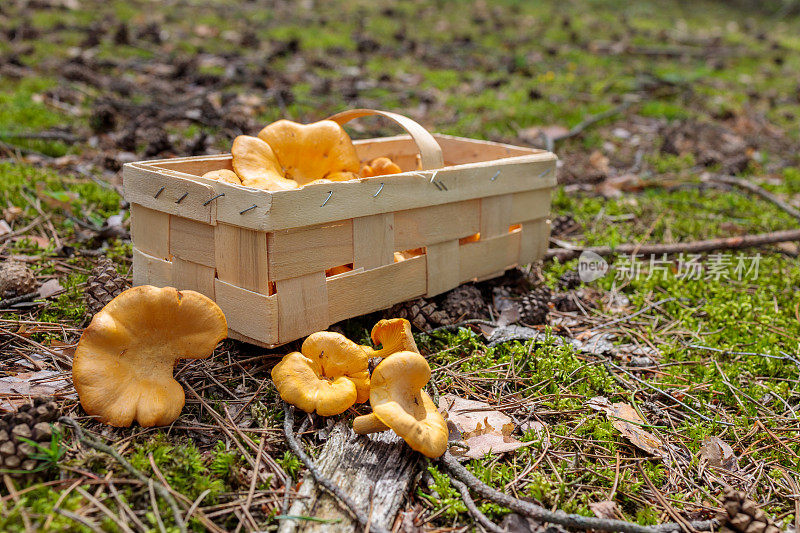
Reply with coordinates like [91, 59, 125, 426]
[123, 109, 557, 347]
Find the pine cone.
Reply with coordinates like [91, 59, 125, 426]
[519, 287, 552, 324]
[440, 285, 486, 322]
[84, 258, 129, 315]
[558, 270, 582, 290]
[717, 488, 782, 533]
[0, 398, 60, 477]
[388, 298, 450, 331]
[0, 261, 37, 298]
[550, 215, 579, 237]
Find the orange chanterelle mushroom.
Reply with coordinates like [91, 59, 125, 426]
[72, 286, 228, 427]
[271, 331, 370, 416]
[258, 119, 361, 185]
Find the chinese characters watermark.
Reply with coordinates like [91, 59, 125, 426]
[578, 251, 761, 283]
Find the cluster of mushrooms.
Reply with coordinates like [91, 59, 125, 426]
[202, 118, 402, 191]
[271, 319, 449, 458]
[71, 286, 447, 458]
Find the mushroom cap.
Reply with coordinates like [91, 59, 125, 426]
[368, 351, 448, 458]
[231, 135, 299, 191]
[72, 286, 227, 427]
[201, 169, 242, 185]
[367, 318, 418, 357]
[271, 331, 370, 416]
[257, 119, 360, 186]
[361, 157, 402, 178]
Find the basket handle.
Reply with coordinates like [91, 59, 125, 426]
[326, 108, 444, 171]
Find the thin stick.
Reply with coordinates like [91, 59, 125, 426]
[282, 402, 390, 533]
[450, 477, 505, 533]
[709, 175, 800, 223]
[75, 486, 136, 533]
[439, 452, 715, 533]
[425, 319, 499, 335]
[59, 417, 187, 533]
[149, 479, 168, 533]
[546, 228, 800, 261]
[55, 508, 105, 533]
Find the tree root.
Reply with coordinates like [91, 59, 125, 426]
[281, 402, 390, 533]
[439, 452, 716, 533]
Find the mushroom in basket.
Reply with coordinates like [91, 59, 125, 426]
[72, 286, 228, 427]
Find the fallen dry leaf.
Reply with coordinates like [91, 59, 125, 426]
[699, 436, 738, 471]
[441, 394, 531, 459]
[588, 397, 665, 457]
[37, 278, 64, 299]
[589, 500, 620, 520]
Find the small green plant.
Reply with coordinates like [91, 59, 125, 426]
[0, 424, 65, 475]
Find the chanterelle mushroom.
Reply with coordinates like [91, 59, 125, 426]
[258, 119, 361, 186]
[363, 318, 418, 358]
[353, 351, 448, 458]
[72, 286, 227, 427]
[231, 135, 299, 191]
[271, 331, 370, 417]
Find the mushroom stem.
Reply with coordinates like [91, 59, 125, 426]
[352, 413, 390, 434]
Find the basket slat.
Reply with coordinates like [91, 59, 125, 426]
[130, 204, 171, 260]
[215, 279, 279, 344]
[132, 248, 172, 287]
[479, 194, 514, 239]
[276, 272, 330, 341]
[394, 199, 480, 250]
[268, 220, 354, 281]
[170, 216, 216, 267]
[171, 257, 216, 299]
[353, 213, 395, 271]
[510, 189, 551, 224]
[425, 240, 461, 297]
[214, 224, 270, 294]
[459, 231, 521, 282]
[327, 255, 427, 324]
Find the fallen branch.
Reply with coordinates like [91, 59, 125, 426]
[708, 175, 800, 223]
[546, 228, 800, 262]
[59, 417, 187, 533]
[439, 452, 716, 533]
[425, 319, 499, 335]
[450, 477, 505, 533]
[552, 100, 634, 144]
[0, 291, 39, 309]
[0, 131, 82, 143]
[281, 402, 391, 533]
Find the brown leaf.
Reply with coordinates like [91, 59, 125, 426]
[441, 394, 532, 459]
[440, 394, 513, 434]
[37, 278, 64, 299]
[699, 436, 738, 471]
[589, 500, 620, 520]
[588, 397, 665, 457]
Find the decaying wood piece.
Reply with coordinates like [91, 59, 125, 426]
[278, 423, 419, 533]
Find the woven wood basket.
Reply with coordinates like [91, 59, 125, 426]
[123, 109, 557, 347]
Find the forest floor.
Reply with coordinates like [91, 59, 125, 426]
[1, 0, 800, 531]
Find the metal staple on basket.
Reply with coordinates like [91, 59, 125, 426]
[490, 170, 501, 181]
[175, 192, 188, 204]
[239, 204, 257, 214]
[202, 193, 225, 206]
[153, 186, 165, 199]
[321, 190, 333, 207]
[373, 183, 385, 197]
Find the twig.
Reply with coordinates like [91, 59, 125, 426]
[59, 417, 187, 533]
[552, 101, 634, 144]
[282, 402, 390, 533]
[603, 360, 732, 426]
[547, 228, 800, 261]
[438, 452, 716, 533]
[55, 507, 105, 533]
[0, 291, 39, 309]
[709, 175, 800, 223]
[450, 477, 505, 533]
[0, 131, 81, 143]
